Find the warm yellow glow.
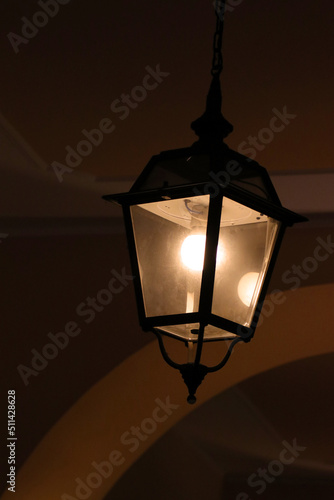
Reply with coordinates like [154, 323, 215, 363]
[181, 235, 206, 271]
[238, 272, 259, 307]
[186, 291, 195, 312]
[181, 234, 224, 271]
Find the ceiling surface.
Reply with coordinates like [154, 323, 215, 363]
[1, 0, 334, 181]
[1, 1, 334, 499]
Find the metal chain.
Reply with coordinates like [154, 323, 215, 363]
[211, 0, 225, 76]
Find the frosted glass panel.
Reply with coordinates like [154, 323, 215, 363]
[131, 195, 210, 318]
[212, 198, 280, 326]
[160, 324, 238, 342]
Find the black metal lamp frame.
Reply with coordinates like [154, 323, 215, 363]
[104, 160, 306, 402]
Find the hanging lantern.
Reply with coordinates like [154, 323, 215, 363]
[103, 2, 307, 403]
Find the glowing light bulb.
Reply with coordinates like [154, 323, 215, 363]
[238, 272, 259, 307]
[181, 235, 206, 271]
[181, 234, 224, 271]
